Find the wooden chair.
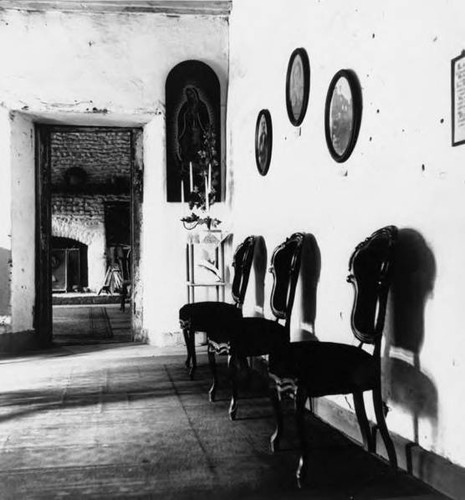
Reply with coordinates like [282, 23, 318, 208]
[179, 236, 256, 381]
[227, 232, 305, 420]
[269, 226, 398, 486]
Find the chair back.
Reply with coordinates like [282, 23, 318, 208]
[269, 233, 305, 323]
[347, 225, 398, 344]
[231, 236, 256, 307]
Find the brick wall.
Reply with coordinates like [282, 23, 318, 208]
[51, 194, 130, 245]
[50, 130, 132, 187]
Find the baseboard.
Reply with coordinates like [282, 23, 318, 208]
[313, 397, 465, 500]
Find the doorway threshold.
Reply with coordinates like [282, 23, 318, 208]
[52, 293, 122, 306]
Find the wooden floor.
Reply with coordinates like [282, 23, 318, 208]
[0, 341, 451, 499]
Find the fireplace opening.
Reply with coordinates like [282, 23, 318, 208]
[51, 237, 88, 293]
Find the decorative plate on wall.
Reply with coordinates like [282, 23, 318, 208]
[255, 109, 273, 176]
[325, 69, 362, 163]
[285, 48, 310, 127]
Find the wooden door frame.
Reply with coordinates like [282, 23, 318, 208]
[35, 125, 144, 342]
[130, 128, 144, 341]
[34, 126, 52, 345]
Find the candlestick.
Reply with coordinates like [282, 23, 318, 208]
[205, 173, 209, 214]
[189, 162, 193, 192]
[208, 163, 212, 193]
[181, 180, 185, 204]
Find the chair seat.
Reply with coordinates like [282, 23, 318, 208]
[269, 341, 379, 397]
[179, 302, 242, 341]
[232, 317, 288, 357]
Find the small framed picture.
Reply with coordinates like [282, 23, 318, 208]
[451, 52, 465, 146]
[286, 48, 310, 127]
[255, 109, 273, 176]
[325, 69, 363, 163]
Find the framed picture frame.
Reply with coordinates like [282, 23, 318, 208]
[451, 52, 465, 147]
[325, 69, 363, 163]
[255, 109, 273, 176]
[165, 60, 221, 201]
[286, 48, 310, 127]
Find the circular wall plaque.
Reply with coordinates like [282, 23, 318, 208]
[286, 48, 310, 127]
[325, 69, 362, 163]
[255, 109, 273, 176]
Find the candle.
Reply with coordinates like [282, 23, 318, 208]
[208, 163, 212, 193]
[189, 162, 193, 192]
[205, 173, 209, 213]
[181, 180, 185, 204]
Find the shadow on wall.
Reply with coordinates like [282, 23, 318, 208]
[252, 236, 267, 317]
[221, 234, 234, 286]
[298, 233, 321, 341]
[0, 247, 11, 319]
[385, 228, 437, 471]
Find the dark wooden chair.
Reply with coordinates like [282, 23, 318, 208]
[227, 232, 305, 420]
[179, 236, 256, 380]
[268, 226, 398, 486]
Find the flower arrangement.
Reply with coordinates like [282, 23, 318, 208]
[181, 212, 221, 231]
[181, 125, 221, 230]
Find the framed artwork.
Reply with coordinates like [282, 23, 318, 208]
[255, 109, 273, 176]
[325, 69, 363, 163]
[286, 48, 310, 127]
[452, 52, 465, 146]
[165, 60, 221, 201]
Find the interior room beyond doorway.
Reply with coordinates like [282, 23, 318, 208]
[49, 126, 135, 345]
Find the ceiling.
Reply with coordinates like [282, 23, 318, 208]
[0, 0, 232, 15]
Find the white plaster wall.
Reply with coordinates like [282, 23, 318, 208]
[9, 113, 36, 332]
[0, 9, 229, 341]
[0, 9, 229, 120]
[228, 0, 465, 468]
[0, 110, 35, 334]
[143, 116, 231, 344]
[143, 116, 183, 340]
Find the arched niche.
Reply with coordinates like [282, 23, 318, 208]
[165, 60, 221, 202]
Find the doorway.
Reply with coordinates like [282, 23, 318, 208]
[35, 125, 144, 346]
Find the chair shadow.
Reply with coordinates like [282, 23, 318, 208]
[252, 235, 267, 316]
[385, 228, 438, 472]
[298, 233, 321, 340]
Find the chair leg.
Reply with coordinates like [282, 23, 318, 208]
[188, 330, 197, 380]
[228, 354, 238, 420]
[353, 391, 374, 453]
[372, 386, 397, 468]
[208, 347, 217, 402]
[182, 327, 191, 370]
[295, 385, 309, 488]
[269, 379, 284, 453]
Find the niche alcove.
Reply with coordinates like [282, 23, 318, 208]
[165, 60, 222, 202]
